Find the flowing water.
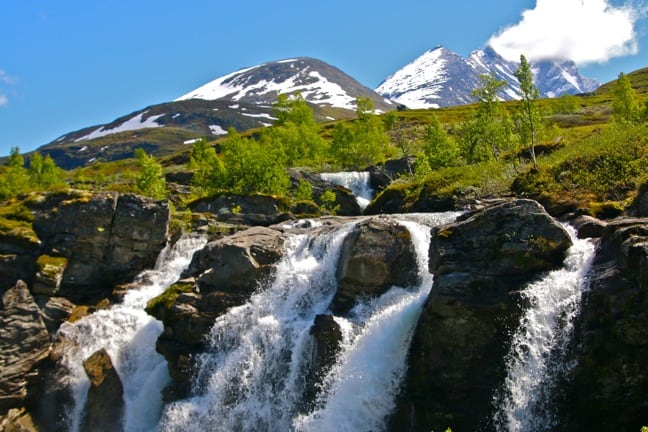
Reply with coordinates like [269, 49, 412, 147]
[158, 213, 458, 432]
[51, 212, 596, 432]
[56, 234, 207, 432]
[493, 226, 595, 431]
[320, 172, 374, 209]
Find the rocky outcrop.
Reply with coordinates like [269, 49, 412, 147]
[81, 349, 124, 432]
[627, 181, 648, 217]
[332, 218, 418, 314]
[32, 191, 169, 303]
[560, 217, 648, 431]
[0, 281, 50, 412]
[391, 199, 573, 431]
[303, 314, 343, 410]
[290, 170, 361, 216]
[148, 226, 286, 400]
[188, 193, 292, 226]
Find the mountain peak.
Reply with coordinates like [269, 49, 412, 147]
[378, 46, 600, 108]
[176, 57, 393, 112]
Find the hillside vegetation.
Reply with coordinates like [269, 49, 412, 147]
[1, 66, 647, 226]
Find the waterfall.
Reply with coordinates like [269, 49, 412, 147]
[494, 226, 595, 432]
[158, 213, 458, 432]
[320, 172, 374, 209]
[56, 234, 207, 432]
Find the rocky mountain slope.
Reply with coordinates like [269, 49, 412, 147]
[39, 58, 393, 168]
[377, 45, 600, 108]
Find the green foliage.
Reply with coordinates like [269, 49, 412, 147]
[220, 128, 290, 196]
[512, 123, 648, 211]
[331, 97, 389, 169]
[319, 190, 340, 214]
[28, 152, 66, 190]
[134, 148, 167, 199]
[459, 74, 515, 162]
[419, 114, 462, 170]
[612, 72, 641, 124]
[514, 55, 542, 169]
[269, 93, 329, 166]
[293, 179, 313, 201]
[551, 93, 580, 114]
[189, 138, 226, 196]
[0, 148, 65, 199]
[0, 147, 29, 199]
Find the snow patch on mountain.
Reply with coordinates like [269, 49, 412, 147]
[75, 111, 163, 142]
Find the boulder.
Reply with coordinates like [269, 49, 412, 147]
[81, 348, 124, 432]
[570, 214, 607, 239]
[0, 281, 50, 412]
[290, 170, 362, 216]
[188, 193, 292, 226]
[35, 296, 75, 337]
[32, 191, 169, 303]
[303, 314, 343, 410]
[332, 218, 418, 314]
[391, 199, 573, 431]
[148, 226, 286, 401]
[183, 226, 285, 295]
[627, 181, 648, 217]
[0, 408, 38, 432]
[560, 217, 648, 431]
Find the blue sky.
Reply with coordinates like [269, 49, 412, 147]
[1, 0, 646, 157]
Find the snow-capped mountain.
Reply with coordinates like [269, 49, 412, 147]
[377, 46, 600, 109]
[177, 57, 393, 112]
[40, 57, 393, 168]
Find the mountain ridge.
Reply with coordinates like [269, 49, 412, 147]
[376, 45, 600, 108]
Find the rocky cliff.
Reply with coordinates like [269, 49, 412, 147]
[0, 190, 170, 427]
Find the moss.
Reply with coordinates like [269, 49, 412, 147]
[146, 281, 195, 316]
[589, 201, 626, 219]
[437, 227, 454, 239]
[36, 255, 68, 277]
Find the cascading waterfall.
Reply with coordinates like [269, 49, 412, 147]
[56, 234, 206, 432]
[494, 226, 595, 432]
[159, 213, 458, 432]
[320, 172, 374, 209]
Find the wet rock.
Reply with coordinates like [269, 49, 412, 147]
[35, 296, 75, 336]
[81, 348, 124, 432]
[303, 314, 343, 409]
[561, 217, 648, 431]
[0, 407, 38, 432]
[332, 218, 418, 315]
[0, 281, 50, 412]
[570, 214, 607, 239]
[392, 199, 573, 431]
[148, 226, 286, 401]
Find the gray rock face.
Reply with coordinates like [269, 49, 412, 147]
[33, 191, 169, 302]
[332, 218, 418, 314]
[561, 217, 648, 431]
[0, 281, 50, 412]
[81, 349, 124, 432]
[392, 199, 573, 431]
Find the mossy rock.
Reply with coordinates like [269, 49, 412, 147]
[146, 281, 195, 319]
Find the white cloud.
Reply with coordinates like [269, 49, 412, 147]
[488, 0, 642, 65]
[0, 69, 15, 106]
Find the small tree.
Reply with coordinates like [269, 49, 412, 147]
[331, 97, 388, 169]
[189, 138, 225, 196]
[0, 147, 29, 198]
[419, 114, 462, 170]
[611, 72, 641, 124]
[135, 148, 167, 199]
[28, 152, 65, 189]
[270, 93, 328, 166]
[460, 73, 513, 162]
[514, 54, 542, 170]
